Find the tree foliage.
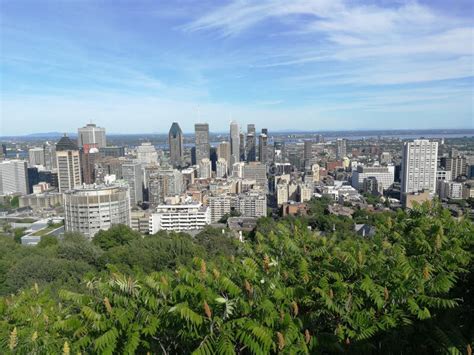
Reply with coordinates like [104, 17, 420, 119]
[0, 201, 473, 353]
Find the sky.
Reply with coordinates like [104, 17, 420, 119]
[0, 0, 473, 135]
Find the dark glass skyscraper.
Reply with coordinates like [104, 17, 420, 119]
[246, 124, 256, 162]
[168, 122, 184, 168]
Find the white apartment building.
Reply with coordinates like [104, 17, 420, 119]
[216, 158, 228, 178]
[236, 191, 267, 218]
[149, 203, 210, 233]
[208, 195, 236, 223]
[136, 142, 158, 165]
[199, 158, 212, 179]
[63, 184, 131, 239]
[351, 165, 395, 191]
[438, 180, 463, 200]
[401, 140, 438, 194]
[0, 160, 29, 195]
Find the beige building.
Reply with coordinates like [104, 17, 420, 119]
[56, 135, 82, 192]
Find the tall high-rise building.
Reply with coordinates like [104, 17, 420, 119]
[230, 121, 240, 165]
[239, 132, 246, 161]
[80, 144, 100, 184]
[243, 162, 267, 189]
[63, 183, 131, 239]
[274, 141, 285, 163]
[78, 123, 106, 148]
[136, 142, 158, 165]
[0, 160, 29, 195]
[246, 124, 257, 162]
[199, 158, 212, 179]
[56, 134, 82, 192]
[401, 139, 438, 194]
[217, 141, 231, 163]
[122, 162, 144, 206]
[28, 147, 45, 166]
[442, 156, 467, 180]
[168, 122, 184, 168]
[336, 138, 347, 159]
[43, 142, 57, 170]
[216, 158, 228, 178]
[258, 129, 268, 164]
[195, 123, 210, 163]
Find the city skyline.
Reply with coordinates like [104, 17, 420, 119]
[1, 0, 473, 135]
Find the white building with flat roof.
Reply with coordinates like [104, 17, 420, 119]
[351, 165, 395, 191]
[0, 160, 29, 195]
[63, 183, 131, 239]
[149, 203, 210, 233]
[401, 140, 438, 194]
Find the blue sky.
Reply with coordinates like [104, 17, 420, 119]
[1, 0, 473, 135]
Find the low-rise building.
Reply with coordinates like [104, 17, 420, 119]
[149, 203, 210, 233]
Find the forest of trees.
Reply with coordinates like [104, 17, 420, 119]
[0, 200, 473, 354]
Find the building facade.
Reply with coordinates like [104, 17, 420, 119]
[56, 135, 82, 192]
[149, 203, 210, 233]
[78, 123, 107, 148]
[401, 140, 438, 194]
[0, 160, 29, 195]
[63, 184, 131, 239]
[168, 122, 184, 168]
[195, 123, 210, 164]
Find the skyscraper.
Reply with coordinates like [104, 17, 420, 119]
[56, 134, 82, 192]
[230, 121, 240, 166]
[258, 128, 268, 164]
[336, 138, 347, 159]
[28, 147, 45, 166]
[199, 158, 212, 179]
[216, 158, 228, 178]
[80, 144, 99, 184]
[168, 122, 184, 168]
[136, 142, 158, 165]
[401, 139, 438, 194]
[246, 124, 257, 162]
[122, 162, 144, 205]
[239, 132, 246, 161]
[195, 123, 210, 163]
[0, 160, 29, 195]
[78, 123, 107, 148]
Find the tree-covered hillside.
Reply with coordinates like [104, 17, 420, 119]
[0, 201, 473, 354]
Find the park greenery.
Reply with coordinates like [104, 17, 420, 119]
[0, 199, 473, 354]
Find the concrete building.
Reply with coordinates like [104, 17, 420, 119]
[136, 143, 158, 165]
[442, 156, 467, 180]
[0, 160, 29, 195]
[401, 140, 438, 194]
[216, 158, 228, 178]
[122, 162, 143, 205]
[351, 165, 395, 191]
[149, 203, 210, 233]
[63, 184, 131, 239]
[131, 210, 151, 234]
[230, 121, 240, 165]
[258, 130, 268, 164]
[463, 182, 474, 199]
[78, 123, 106, 148]
[217, 141, 231, 166]
[195, 123, 210, 163]
[299, 183, 313, 202]
[236, 191, 267, 218]
[19, 192, 62, 210]
[336, 138, 347, 159]
[311, 164, 320, 183]
[208, 194, 235, 223]
[277, 183, 289, 205]
[29, 147, 45, 166]
[43, 142, 57, 170]
[243, 162, 267, 189]
[438, 180, 463, 199]
[168, 122, 184, 168]
[199, 158, 212, 179]
[56, 135, 82, 192]
[99, 146, 125, 158]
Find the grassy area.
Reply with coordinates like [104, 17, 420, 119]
[32, 223, 63, 237]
